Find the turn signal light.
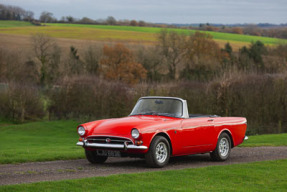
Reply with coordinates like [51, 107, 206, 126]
[79, 137, 83, 141]
[135, 140, 143, 146]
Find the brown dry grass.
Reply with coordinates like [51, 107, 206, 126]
[0, 33, 249, 55]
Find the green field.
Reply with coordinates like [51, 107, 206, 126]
[0, 120, 287, 164]
[47, 23, 286, 45]
[1, 159, 286, 191]
[0, 20, 34, 27]
[0, 20, 286, 46]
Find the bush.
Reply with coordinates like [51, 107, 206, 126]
[0, 82, 45, 122]
[48, 76, 133, 120]
[207, 74, 287, 134]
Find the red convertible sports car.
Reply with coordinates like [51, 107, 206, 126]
[77, 96, 247, 167]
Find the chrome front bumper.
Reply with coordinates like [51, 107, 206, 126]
[76, 141, 148, 150]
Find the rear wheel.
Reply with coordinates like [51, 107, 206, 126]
[85, 150, 108, 164]
[145, 136, 170, 168]
[210, 132, 231, 161]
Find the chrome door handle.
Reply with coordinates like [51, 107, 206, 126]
[208, 119, 214, 122]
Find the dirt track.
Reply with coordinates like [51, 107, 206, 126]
[1, 146, 287, 185]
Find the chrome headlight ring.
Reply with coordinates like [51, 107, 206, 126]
[131, 128, 140, 139]
[78, 126, 86, 136]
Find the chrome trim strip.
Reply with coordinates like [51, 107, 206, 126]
[86, 135, 134, 144]
[88, 139, 132, 143]
[76, 141, 148, 150]
[217, 128, 233, 139]
[183, 121, 247, 130]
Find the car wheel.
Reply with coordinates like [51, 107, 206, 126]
[85, 150, 108, 164]
[210, 132, 231, 161]
[145, 136, 170, 168]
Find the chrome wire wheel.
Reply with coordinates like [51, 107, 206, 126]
[219, 137, 229, 157]
[210, 132, 231, 161]
[145, 136, 170, 167]
[155, 142, 168, 163]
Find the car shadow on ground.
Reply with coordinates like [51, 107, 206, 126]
[94, 153, 212, 169]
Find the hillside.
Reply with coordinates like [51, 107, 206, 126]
[0, 21, 286, 50]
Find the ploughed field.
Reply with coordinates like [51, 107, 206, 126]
[0, 21, 286, 51]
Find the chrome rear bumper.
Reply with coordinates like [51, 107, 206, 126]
[244, 136, 248, 140]
[76, 141, 148, 150]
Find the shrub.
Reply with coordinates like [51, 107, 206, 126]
[48, 76, 133, 120]
[0, 82, 45, 122]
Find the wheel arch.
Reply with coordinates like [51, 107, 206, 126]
[217, 129, 234, 148]
[151, 132, 173, 155]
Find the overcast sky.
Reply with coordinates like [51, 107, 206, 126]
[1, 0, 286, 24]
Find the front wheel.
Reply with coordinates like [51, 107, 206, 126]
[145, 136, 170, 168]
[85, 150, 108, 164]
[210, 132, 231, 161]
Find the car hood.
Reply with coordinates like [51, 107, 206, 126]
[83, 115, 179, 137]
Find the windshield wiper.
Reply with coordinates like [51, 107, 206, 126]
[130, 112, 154, 116]
[130, 112, 176, 117]
[156, 113, 176, 117]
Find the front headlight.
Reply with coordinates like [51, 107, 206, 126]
[78, 126, 86, 136]
[131, 128, 140, 139]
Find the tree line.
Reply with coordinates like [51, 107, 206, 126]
[0, 4, 34, 21]
[189, 23, 287, 39]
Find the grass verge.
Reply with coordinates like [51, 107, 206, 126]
[241, 133, 287, 147]
[0, 120, 84, 164]
[0, 120, 286, 164]
[0, 159, 286, 191]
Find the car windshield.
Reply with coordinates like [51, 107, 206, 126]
[130, 98, 183, 118]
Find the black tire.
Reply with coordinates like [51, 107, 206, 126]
[210, 132, 231, 161]
[145, 136, 170, 168]
[85, 150, 108, 164]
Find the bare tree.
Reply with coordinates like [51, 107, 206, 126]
[83, 45, 102, 75]
[39, 11, 54, 23]
[136, 46, 162, 82]
[31, 33, 60, 87]
[23, 10, 34, 21]
[158, 30, 185, 80]
[66, 16, 75, 23]
[138, 20, 146, 27]
[106, 16, 117, 25]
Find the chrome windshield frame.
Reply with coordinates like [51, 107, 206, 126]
[130, 96, 189, 119]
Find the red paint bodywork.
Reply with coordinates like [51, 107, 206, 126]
[79, 115, 247, 156]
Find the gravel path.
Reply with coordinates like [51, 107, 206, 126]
[1, 146, 287, 186]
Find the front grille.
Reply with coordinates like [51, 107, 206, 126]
[87, 136, 133, 145]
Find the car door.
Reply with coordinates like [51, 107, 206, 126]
[178, 117, 216, 155]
